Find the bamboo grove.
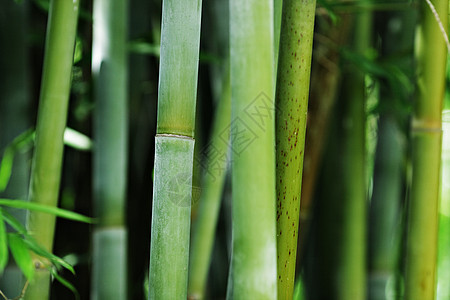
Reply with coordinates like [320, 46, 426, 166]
[0, 0, 450, 299]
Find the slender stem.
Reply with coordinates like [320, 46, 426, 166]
[405, 0, 448, 298]
[24, 0, 79, 299]
[275, 0, 316, 299]
[91, 0, 128, 299]
[188, 69, 231, 299]
[148, 0, 202, 298]
[227, 0, 277, 298]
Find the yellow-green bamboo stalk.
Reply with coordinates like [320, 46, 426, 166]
[91, 0, 128, 299]
[275, 0, 316, 299]
[148, 0, 202, 298]
[227, 0, 277, 298]
[405, 0, 448, 298]
[188, 70, 231, 300]
[24, 0, 79, 299]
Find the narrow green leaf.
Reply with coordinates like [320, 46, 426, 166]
[0, 209, 8, 273]
[22, 238, 75, 274]
[49, 266, 79, 299]
[0, 148, 14, 192]
[8, 233, 34, 281]
[0, 199, 94, 223]
[2, 210, 75, 274]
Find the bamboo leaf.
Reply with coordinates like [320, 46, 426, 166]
[0, 148, 14, 193]
[0, 209, 8, 273]
[1, 210, 75, 275]
[48, 266, 79, 299]
[8, 233, 34, 281]
[0, 199, 94, 223]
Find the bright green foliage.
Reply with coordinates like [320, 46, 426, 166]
[404, 0, 448, 299]
[24, 0, 80, 298]
[275, 0, 316, 299]
[227, 0, 277, 298]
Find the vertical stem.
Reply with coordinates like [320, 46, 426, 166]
[148, 0, 202, 299]
[368, 6, 415, 299]
[188, 71, 231, 299]
[91, 0, 128, 299]
[405, 0, 448, 298]
[25, 0, 79, 299]
[227, 0, 277, 298]
[275, 0, 316, 299]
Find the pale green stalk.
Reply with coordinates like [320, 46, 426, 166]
[405, 0, 448, 298]
[24, 0, 79, 299]
[91, 0, 128, 299]
[275, 0, 316, 299]
[148, 0, 202, 298]
[188, 71, 231, 299]
[227, 0, 277, 298]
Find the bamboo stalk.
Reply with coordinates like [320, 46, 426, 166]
[91, 0, 128, 299]
[368, 6, 414, 299]
[24, 0, 79, 299]
[404, 0, 448, 298]
[275, 0, 316, 299]
[188, 70, 231, 300]
[305, 11, 369, 299]
[148, 0, 202, 298]
[226, 0, 277, 298]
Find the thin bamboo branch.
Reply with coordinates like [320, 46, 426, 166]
[24, 0, 80, 299]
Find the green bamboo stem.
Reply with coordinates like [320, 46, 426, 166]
[405, 0, 448, 298]
[227, 0, 277, 298]
[0, 0, 31, 297]
[275, 0, 316, 299]
[188, 70, 231, 300]
[24, 0, 79, 299]
[306, 12, 369, 299]
[368, 7, 414, 299]
[148, 0, 202, 298]
[91, 0, 128, 299]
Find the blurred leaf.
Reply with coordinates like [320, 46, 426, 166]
[128, 40, 160, 56]
[8, 233, 34, 281]
[0, 199, 94, 223]
[49, 267, 80, 300]
[0, 209, 8, 273]
[64, 128, 92, 151]
[0, 148, 14, 193]
[317, 0, 339, 24]
[73, 37, 83, 64]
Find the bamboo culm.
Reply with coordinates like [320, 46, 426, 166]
[25, 0, 79, 299]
